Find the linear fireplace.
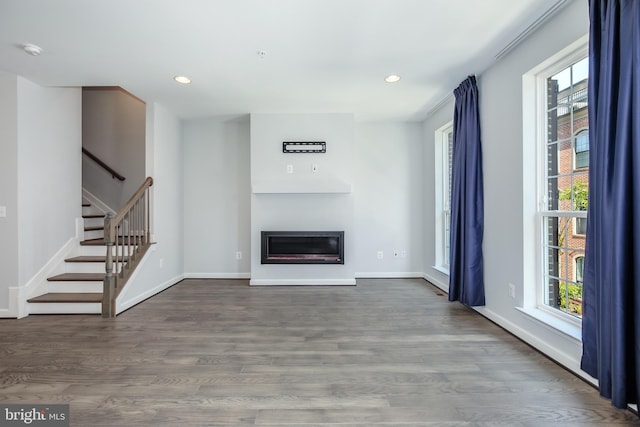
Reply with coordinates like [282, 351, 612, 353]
[261, 231, 344, 264]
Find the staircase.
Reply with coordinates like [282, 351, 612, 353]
[27, 177, 153, 317]
[27, 202, 117, 314]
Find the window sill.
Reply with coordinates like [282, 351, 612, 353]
[432, 265, 450, 276]
[516, 306, 582, 342]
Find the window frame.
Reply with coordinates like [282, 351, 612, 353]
[522, 35, 589, 333]
[434, 121, 453, 274]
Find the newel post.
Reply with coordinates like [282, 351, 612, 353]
[102, 212, 116, 318]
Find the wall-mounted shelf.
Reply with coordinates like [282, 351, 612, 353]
[252, 179, 352, 194]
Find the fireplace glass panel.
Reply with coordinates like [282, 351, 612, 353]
[261, 231, 344, 264]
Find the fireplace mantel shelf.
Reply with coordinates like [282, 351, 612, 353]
[252, 179, 352, 194]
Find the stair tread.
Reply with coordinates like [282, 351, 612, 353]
[28, 293, 102, 303]
[82, 214, 105, 218]
[84, 225, 104, 231]
[65, 256, 107, 263]
[81, 238, 107, 246]
[48, 273, 105, 281]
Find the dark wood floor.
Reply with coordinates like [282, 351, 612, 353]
[1, 278, 638, 426]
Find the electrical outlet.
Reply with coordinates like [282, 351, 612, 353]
[236, 251, 242, 260]
[508, 283, 515, 299]
[393, 250, 399, 258]
[159, 258, 164, 268]
[312, 163, 319, 173]
[0, 206, 5, 217]
[377, 251, 383, 259]
[286, 164, 293, 174]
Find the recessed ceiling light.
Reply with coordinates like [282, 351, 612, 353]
[23, 43, 43, 56]
[174, 76, 191, 84]
[384, 74, 401, 83]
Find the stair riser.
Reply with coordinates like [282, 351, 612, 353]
[63, 262, 126, 274]
[63, 263, 109, 274]
[79, 246, 137, 257]
[83, 229, 104, 240]
[82, 205, 104, 216]
[29, 302, 101, 315]
[48, 282, 103, 293]
[83, 217, 105, 228]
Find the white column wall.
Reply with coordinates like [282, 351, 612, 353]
[182, 115, 251, 277]
[0, 72, 19, 313]
[17, 78, 82, 287]
[354, 122, 424, 277]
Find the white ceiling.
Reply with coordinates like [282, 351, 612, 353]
[0, 0, 564, 121]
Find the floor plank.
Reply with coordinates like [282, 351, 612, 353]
[0, 278, 638, 426]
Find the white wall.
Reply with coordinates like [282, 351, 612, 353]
[181, 116, 424, 282]
[82, 87, 146, 210]
[250, 113, 355, 285]
[422, 0, 590, 377]
[17, 78, 82, 286]
[0, 72, 19, 312]
[354, 122, 424, 277]
[117, 103, 185, 312]
[182, 116, 251, 277]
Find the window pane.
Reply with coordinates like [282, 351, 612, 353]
[575, 256, 585, 283]
[571, 83, 588, 112]
[546, 275, 560, 309]
[547, 177, 558, 210]
[444, 211, 450, 266]
[575, 151, 589, 169]
[575, 130, 589, 168]
[573, 57, 589, 82]
[559, 281, 583, 316]
[572, 177, 589, 211]
[447, 130, 453, 204]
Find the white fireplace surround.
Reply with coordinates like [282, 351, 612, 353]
[251, 178, 352, 194]
[249, 113, 356, 286]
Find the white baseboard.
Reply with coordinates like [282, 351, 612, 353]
[472, 305, 596, 386]
[82, 188, 116, 215]
[183, 273, 251, 279]
[355, 272, 423, 279]
[423, 272, 448, 293]
[0, 291, 14, 318]
[249, 278, 356, 286]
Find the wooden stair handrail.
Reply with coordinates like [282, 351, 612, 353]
[82, 148, 126, 181]
[102, 177, 153, 317]
[112, 177, 153, 224]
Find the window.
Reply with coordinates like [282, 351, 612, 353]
[575, 130, 589, 169]
[575, 256, 584, 283]
[434, 122, 453, 273]
[540, 54, 589, 319]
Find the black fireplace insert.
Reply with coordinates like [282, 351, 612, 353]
[261, 231, 344, 264]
